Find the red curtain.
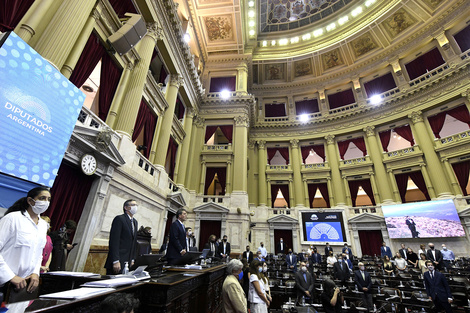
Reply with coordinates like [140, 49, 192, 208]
[364, 73, 397, 97]
[0, 0, 35, 32]
[46, 162, 95, 232]
[267, 148, 277, 164]
[427, 112, 447, 138]
[454, 24, 470, 52]
[204, 167, 226, 195]
[219, 125, 233, 143]
[318, 183, 330, 208]
[132, 100, 157, 159]
[278, 148, 289, 164]
[132, 101, 147, 142]
[295, 99, 319, 115]
[108, 0, 138, 17]
[301, 146, 312, 163]
[98, 53, 122, 121]
[312, 144, 325, 161]
[158, 65, 168, 84]
[174, 98, 185, 120]
[209, 76, 236, 92]
[352, 137, 367, 156]
[265, 103, 287, 117]
[204, 126, 218, 143]
[348, 179, 375, 207]
[205, 167, 217, 195]
[215, 167, 227, 195]
[69, 33, 106, 88]
[405, 48, 445, 80]
[379, 129, 391, 152]
[451, 161, 470, 196]
[279, 184, 290, 208]
[447, 105, 470, 127]
[337, 140, 351, 160]
[167, 137, 178, 180]
[307, 184, 317, 208]
[308, 183, 330, 208]
[394, 173, 409, 203]
[409, 171, 430, 200]
[328, 89, 355, 109]
[360, 179, 376, 206]
[394, 124, 415, 146]
[271, 185, 280, 208]
[359, 230, 383, 257]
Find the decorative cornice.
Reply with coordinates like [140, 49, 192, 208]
[194, 115, 205, 128]
[257, 140, 266, 149]
[290, 139, 299, 148]
[234, 115, 249, 127]
[408, 111, 423, 124]
[325, 134, 335, 145]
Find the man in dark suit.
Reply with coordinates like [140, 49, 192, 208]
[310, 247, 322, 264]
[354, 262, 374, 312]
[380, 241, 392, 259]
[218, 235, 231, 259]
[295, 262, 314, 305]
[105, 199, 139, 274]
[203, 234, 218, 257]
[423, 260, 453, 313]
[399, 243, 408, 260]
[342, 243, 353, 261]
[185, 227, 197, 251]
[333, 255, 350, 284]
[241, 245, 253, 263]
[324, 242, 333, 257]
[276, 238, 287, 254]
[166, 209, 188, 265]
[426, 243, 443, 270]
[286, 249, 297, 272]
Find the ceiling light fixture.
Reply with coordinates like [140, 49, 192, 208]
[302, 33, 311, 41]
[248, 0, 255, 7]
[370, 95, 382, 105]
[183, 33, 190, 43]
[249, 30, 255, 36]
[300, 114, 309, 123]
[248, 10, 255, 18]
[365, 0, 376, 7]
[326, 23, 336, 31]
[338, 16, 349, 25]
[220, 90, 231, 99]
[262, 41, 268, 47]
[351, 6, 363, 17]
[313, 29, 323, 37]
[249, 20, 255, 27]
[279, 38, 288, 45]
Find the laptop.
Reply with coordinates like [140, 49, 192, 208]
[172, 251, 203, 266]
[130, 253, 164, 271]
[201, 248, 211, 259]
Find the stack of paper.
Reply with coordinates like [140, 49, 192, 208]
[81, 277, 138, 288]
[39, 287, 115, 299]
[47, 271, 100, 277]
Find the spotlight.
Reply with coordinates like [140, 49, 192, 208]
[183, 33, 190, 43]
[370, 95, 382, 105]
[299, 114, 309, 123]
[220, 90, 231, 99]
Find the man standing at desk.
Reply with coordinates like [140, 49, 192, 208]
[218, 235, 231, 259]
[105, 199, 138, 274]
[354, 262, 374, 312]
[380, 241, 392, 259]
[423, 260, 453, 313]
[167, 209, 188, 265]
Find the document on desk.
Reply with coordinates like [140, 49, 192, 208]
[39, 287, 115, 299]
[81, 277, 139, 288]
[46, 271, 100, 277]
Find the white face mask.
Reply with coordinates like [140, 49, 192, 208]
[301, 266, 307, 272]
[427, 265, 434, 271]
[129, 205, 138, 215]
[263, 266, 268, 272]
[359, 266, 365, 271]
[188, 231, 193, 236]
[31, 200, 49, 215]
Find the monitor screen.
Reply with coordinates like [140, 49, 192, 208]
[382, 199, 465, 238]
[0, 31, 85, 187]
[301, 211, 347, 243]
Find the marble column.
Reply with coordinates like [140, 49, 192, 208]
[290, 139, 305, 207]
[442, 158, 462, 195]
[258, 140, 267, 206]
[325, 135, 346, 205]
[232, 115, 249, 192]
[419, 163, 437, 199]
[186, 116, 205, 190]
[247, 140, 257, 203]
[175, 108, 195, 185]
[14, 0, 55, 43]
[105, 64, 132, 129]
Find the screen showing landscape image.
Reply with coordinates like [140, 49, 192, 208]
[382, 199, 465, 239]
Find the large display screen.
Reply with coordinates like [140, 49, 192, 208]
[0, 31, 85, 187]
[382, 199, 465, 238]
[301, 211, 347, 242]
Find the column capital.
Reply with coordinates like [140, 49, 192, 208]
[194, 115, 205, 128]
[168, 74, 184, 88]
[91, 8, 100, 21]
[290, 139, 299, 148]
[419, 162, 427, 168]
[387, 168, 393, 173]
[146, 22, 163, 41]
[408, 111, 423, 124]
[257, 140, 266, 149]
[227, 160, 232, 165]
[325, 134, 335, 144]
[248, 140, 256, 149]
[126, 62, 135, 71]
[185, 107, 195, 118]
[363, 126, 376, 137]
[201, 160, 206, 165]
[234, 115, 249, 127]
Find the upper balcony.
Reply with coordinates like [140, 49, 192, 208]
[382, 146, 423, 163]
[202, 144, 233, 155]
[266, 164, 292, 173]
[339, 156, 372, 169]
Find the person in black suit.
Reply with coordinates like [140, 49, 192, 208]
[354, 262, 374, 312]
[105, 199, 139, 274]
[276, 238, 287, 254]
[399, 243, 408, 260]
[286, 249, 298, 272]
[241, 245, 253, 263]
[185, 227, 197, 251]
[160, 235, 169, 255]
[294, 262, 315, 305]
[310, 248, 322, 264]
[333, 255, 350, 284]
[325, 242, 333, 257]
[405, 216, 419, 238]
[426, 243, 443, 270]
[166, 208, 188, 265]
[423, 260, 453, 313]
[218, 235, 231, 259]
[204, 234, 219, 257]
[342, 243, 353, 261]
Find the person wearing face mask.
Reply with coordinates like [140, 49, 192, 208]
[261, 262, 272, 304]
[242, 245, 254, 263]
[354, 262, 374, 312]
[426, 242, 443, 270]
[310, 247, 322, 265]
[440, 244, 455, 270]
[49, 219, 77, 271]
[248, 260, 270, 313]
[105, 199, 139, 274]
[294, 261, 314, 305]
[276, 238, 287, 254]
[185, 227, 197, 251]
[333, 255, 350, 284]
[258, 242, 267, 258]
[423, 260, 453, 313]
[0, 187, 50, 300]
[218, 235, 231, 259]
[222, 259, 247, 313]
[286, 249, 298, 272]
[204, 234, 218, 258]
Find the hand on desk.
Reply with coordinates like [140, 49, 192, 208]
[26, 273, 39, 293]
[113, 262, 121, 274]
[181, 249, 187, 256]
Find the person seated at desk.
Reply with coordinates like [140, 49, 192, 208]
[222, 259, 247, 313]
[382, 255, 395, 276]
[406, 248, 419, 268]
[100, 293, 140, 313]
[294, 262, 314, 305]
[321, 279, 343, 313]
[417, 253, 428, 274]
[286, 249, 297, 272]
[327, 251, 337, 269]
[204, 234, 218, 258]
[333, 255, 350, 284]
[394, 252, 407, 273]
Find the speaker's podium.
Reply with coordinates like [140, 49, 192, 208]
[107, 13, 147, 55]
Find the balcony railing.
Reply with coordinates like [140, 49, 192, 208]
[459, 48, 470, 61]
[302, 162, 329, 170]
[76, 107, 107, 130]
[268, 207, 293, 217]
[136, 151, 157, 177]
[350, 205, 381, 215]
[264, 116, 289, 122]
[203, 144, 233, 152]
[295, 112, 322, 121]
[409, 63, 449, 87]
[365, 87, 400, 104]
[267, 164, 292, 171]
[438, 130, 470, 145]
[329, 103, 359, 115]
[341, 156, 370, 166]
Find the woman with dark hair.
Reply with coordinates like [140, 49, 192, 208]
[321, 279, 343, 313]
[248, 260, 270, 313]
[382, 255, 395, 276]
[0, 186, 51, 293]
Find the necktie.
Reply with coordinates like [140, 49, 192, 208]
[340, 262, 343, 270]
[431, 272, 434, 280]
[303, 273, 307, 283]
[361, 271, 365, 280]
[131, 218, 134, 234]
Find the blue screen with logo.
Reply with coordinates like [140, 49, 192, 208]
[301, 212, 346, 242]
[0, 32, 85, 187]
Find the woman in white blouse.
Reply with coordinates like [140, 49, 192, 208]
[248, 260, 270, 313]
[326, 251, 337, 268]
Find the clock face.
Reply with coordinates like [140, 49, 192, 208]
[81, 154, 97, 175]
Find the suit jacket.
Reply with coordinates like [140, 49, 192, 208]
[218, 241, 231, 257]
[325, 246, 333, 257]
[354, 270, 372, 293]
[276, 242, 287, 254]
[399, 248, 408, 260]
[186, 236, 196, 251]
[333, 260, 350, 281]
[222, 274, 247, 313]
[241, 251, 253, 263]
[294, 270, 314, 298]
[166, 220, 187, 263]
[426, 249, 443, 264]
[310, 252, 322, 264]
[423, 270, 452, 302]
[286, 253, 297, 272]
[381, 246, 392, 258]
[204, 242, 219, 257]
[105, 213, 138, 272]
[342, 247, 352, 256]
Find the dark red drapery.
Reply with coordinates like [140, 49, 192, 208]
[312, 144, 325, 161]
[409, 171, 430, 200]
[46, 162, 95, 232]
[394, 124, 415, 146]
[167, 137, 178, 180]
[132, 100, 157, 159]
[267, 148, 277, 164]
[108, 0, 138, 17]
[352, 137, 367, 156]
[447, 105, 470, 127]
[337, 140, 351, 160]
[98, 53, 122, 121]
[328, 89, 355, 109]
[265, 103, 287, 117]
[359, 230, 383, 257]
[174, 97, 185, 120]
[204, 126, 218, 143]
[451, 161, 470, 196]
[277, 148, 289, 164]
[307, 184, 317, 208]
[271, 184, 290, 208]
[0, 0, 35, 32]
[394, 173, 410, 203]
[348, 179, 375, 207]
[454, 24, 470, 53]
[158, 65, 168, 84]
[209, 76, 236, 92]
[379, 129, 391, 152]
[295, 99, 319, 115]
[364, 72, 397, 97]
[218, 125, 233, 143]
[301, 146, 312, 163]
[204, 167, 227, 195]
[69, 33, 106, 88]
[308, 183, 330, 208]
[428, 112, 447, 138]
[405, 48, 445, 80]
